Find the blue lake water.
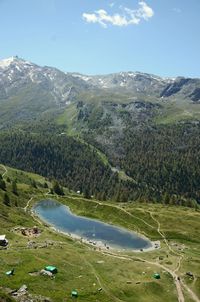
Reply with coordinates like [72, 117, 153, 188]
[33, 199, 152, 250]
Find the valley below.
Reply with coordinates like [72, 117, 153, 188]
[0, 165, 200, 302]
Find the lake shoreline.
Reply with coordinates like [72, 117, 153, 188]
[48, 225, 160, 252]
[32, 199, 160, 253]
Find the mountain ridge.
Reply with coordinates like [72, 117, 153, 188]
[0, 56, 200, 132]
[1, 56, 200, 103]
[1, 56, 198, 80]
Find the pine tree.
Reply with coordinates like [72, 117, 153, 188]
[0, 179, 6, 191]
[3, 193, 10, 206]
[31, 179, 37, 188]
[53, 181, 64, 196]
[83, 187, 90, 199]
[6, 177, 11, 183]
[12, 180, 18, 195]
[44, 182, 48, 188]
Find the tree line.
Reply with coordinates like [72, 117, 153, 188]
[0, 122, 199, 208]
[84, 121, 200, 207]
[0, 131, 120, 199]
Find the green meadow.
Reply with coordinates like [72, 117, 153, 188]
[0, 165, 200, 302]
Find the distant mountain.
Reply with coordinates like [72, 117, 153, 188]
[0, 56, 199, 104]
[72, 71, 170, 95]
[0, 56, 200, 129]
[72, 71, 200, 101]
[0, 56, 89, 105]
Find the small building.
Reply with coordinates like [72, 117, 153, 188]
[0, 235, 8, 246]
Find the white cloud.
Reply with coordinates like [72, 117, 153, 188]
[82, 1, 154, 28]
[82, 13, 98, 24]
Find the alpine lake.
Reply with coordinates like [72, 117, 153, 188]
[33, 199, 154, 251]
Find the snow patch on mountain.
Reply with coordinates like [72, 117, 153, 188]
[0, 57, 16, 69]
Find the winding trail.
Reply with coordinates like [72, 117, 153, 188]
[113, 204, 155, 229]
[23, 197, 33, 212]
[0, 164, 8, 178]
[149, 212, 181, 257]
[149, 211, 185, 273]
[81, 255, 125, 302]
[148, 212, 185, 301]
[148, 211, 200, 302]
[65, 195, 155, 230]
[45, 190, 51, 196]
[101, 250, 185, 302]
[181, 281, 200, 302]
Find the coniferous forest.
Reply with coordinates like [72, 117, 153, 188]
[0, 121, 199, 207]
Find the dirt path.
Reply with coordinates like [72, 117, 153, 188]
[0, 164, 8, 178]
[81, 255, 125, 302]
[181, 281, 200, 302]
[102, 250, 185, 302]
[114, 204, 155, 229]
[24, 197, 33, 212]
[149, 212, 181, 257]
[66, 195, 156, 230]
[45, 190, 51, 196]
[148, 212, 185, 301]
[148, 211, 200, 302]
[149, 211, 185, 272]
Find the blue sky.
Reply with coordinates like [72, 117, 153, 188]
[0, 0, 199, 77]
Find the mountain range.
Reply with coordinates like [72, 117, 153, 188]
[0, 56, 200, 205]
[0, 56, 200, 132]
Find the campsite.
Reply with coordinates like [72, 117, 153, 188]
[0, 165, 200, 302]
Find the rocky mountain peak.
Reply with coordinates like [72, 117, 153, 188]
[0, 56, 35, 69]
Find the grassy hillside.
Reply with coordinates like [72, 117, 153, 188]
[0, 165, 200, 302]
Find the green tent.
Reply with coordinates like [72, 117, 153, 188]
[153, 273, 160, 279]
[71, 290, 78, 298]
[45, 266, 57, 274]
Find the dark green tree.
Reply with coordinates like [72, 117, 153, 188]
[31, 179, 37, 188]
[0, 179, 6, 191]
[12, 180, 18, 195]
[53, 181, 64, 196]
[6, 177, 11, 183]
[3, 193, 10, 206]
[83, 187, 90, 199]
[44, 182, 48, 188]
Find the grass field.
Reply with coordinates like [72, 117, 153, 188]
[154, 98, 200, 124]
[0, 165, 200, 302]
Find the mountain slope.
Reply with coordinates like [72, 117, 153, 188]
[0, 57, 200, 204]
[0, 131, 125, 199]
[0, 57, 90, 128]
[0, 56, 200, 130]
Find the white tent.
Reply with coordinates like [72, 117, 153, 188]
[0, 235, 8, 246]
[0, 235, 6, 241]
